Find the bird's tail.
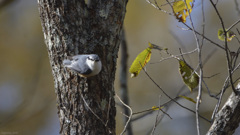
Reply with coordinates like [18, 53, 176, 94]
[63, 59, 72, 66]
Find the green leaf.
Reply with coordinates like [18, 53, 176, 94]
[179, 95, 196, 104]
[218, 29, 236, 42]
[179, 60, 199, 91]
[129, 43, 152, 78]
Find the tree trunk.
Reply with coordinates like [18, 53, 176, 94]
[207, 91, 240, 135]
[37, 0, 128, 134]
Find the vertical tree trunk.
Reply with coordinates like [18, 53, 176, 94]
[37, 0, 128, 134]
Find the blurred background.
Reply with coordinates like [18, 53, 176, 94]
[0, 0, 239, 135]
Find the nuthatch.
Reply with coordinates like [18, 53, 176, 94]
[63, 54, 102, 77]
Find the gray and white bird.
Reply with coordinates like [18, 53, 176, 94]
[63, 54, 102, 77]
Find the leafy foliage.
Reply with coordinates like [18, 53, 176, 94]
[178, 59, 199, 91]
[129, 43, 153, 78]
[218, 29, 236, 42]
[173, 0, 194, 23]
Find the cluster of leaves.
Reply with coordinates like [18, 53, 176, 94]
[218, 29, 236, 42]
[129, 0, 237, 106]
[172, 0, 237, 42]
[172, 0, 236, 42]
[129, 42, 198, 104]
[126, 0, 240, 134]
[129, 42, 199, 92]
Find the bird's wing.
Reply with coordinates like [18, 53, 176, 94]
[78, 65, 92, 75]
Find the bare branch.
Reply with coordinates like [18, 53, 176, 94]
[141, 63, 211, 123]
[182, 0, 204, 134]
[120, 28, 133, 135]
[150, 95, 172, 135]
[147, 0, 225, 50]
[150, 48, 198, 64]
[226, 18, 240, 32]
[116, 94, 133, 135]
[146, 0, 172, 15]
[209, 0, 236, 94]
[211, 61, 240, 120]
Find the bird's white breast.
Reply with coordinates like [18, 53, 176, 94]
[86, 59, 102, 76]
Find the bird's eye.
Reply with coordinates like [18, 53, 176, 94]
[87, 57, 93, 61]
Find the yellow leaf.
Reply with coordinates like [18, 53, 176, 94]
[152, 106, 164, 111]
[179, 60, 199, 91]
[129, 46, 152, 78]
[173, 0, 194, 23]
[179, 95, 196, 104]
[218, 29, 236, 42]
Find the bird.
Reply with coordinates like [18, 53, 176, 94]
[63, 54, 102, 77]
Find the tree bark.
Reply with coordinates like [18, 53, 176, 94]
[207, 91, 240, 135]
[37, 0, 127, 134]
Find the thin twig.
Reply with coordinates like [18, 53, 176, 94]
[183, 0, 204, 134]
[209, 0, 236, 94]
[226, 18, 240, 32]
[183, 23, 225, 50]
[131, 88, 187, 121]
[146, 97, 172, 135]
[116, 94, 133, 135]
[211, 62, 240, 120]
[80, 93, 112, 133]
[141, 63, 211, 123]
[146, 0, 172, 15]
[147, 0, 225, 50]
[211, 77, 229, 120]
[81, 93, 106, 125]
[151, 95, 162, 135]
[132, 108, 154, 116]
[120, 28, 133, 135]
[169, 30, 192, 64]
[202, 49, 219, 98]
[233, 48, 240, 68]
[150, 95, 165, 135]
[150, 48, 198, 64]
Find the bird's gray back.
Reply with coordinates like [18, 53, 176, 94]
[69, 55, 92, 74]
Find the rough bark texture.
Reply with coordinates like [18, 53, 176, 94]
[37, 0, 127, 134]
[207, 92, 240, 135]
